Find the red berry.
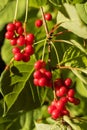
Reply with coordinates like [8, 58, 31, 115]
[17, 26, 24, 35]
[15, 21, 22, 29]
[12, 47, 20, 54]
[26, 33, 34, 44]
[68, 97, 75, 103]
[5, 31, 14, 39]
[56, 89, 61, 97]
[59, 86, 68, 97]
[60, 97, 68, 104]
[51, 109, 60, 120]
[6, 23, 15, 31]
[56, 100, 64, 111]
[68, 89, 75, 97]
[25, 45, 34, 55]
[34, 60, 46, 70]
[64, 78, 72, 87]
[44, 13, 52, 21]
[14, 52, 22, 61]
[48, 105, 56, 114]
[44, 71, 52, 79]
[17, 35, 25, 46]
[10, 38, 17, 46]
[35, 19, 43, 27]
[33, 78, 39, 86]
[38, 77, 48, 87]
[74, 98, 80, 105]
[54, 78, 63, 88]
[51, 100, 58, 106]
[62, 108, 69, 116]
[33, 70, 43, 79]
[22, 53, 30, 62]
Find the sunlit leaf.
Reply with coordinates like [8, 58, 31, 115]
[57, 3, 87, 39]
[76, 2, 87, 24]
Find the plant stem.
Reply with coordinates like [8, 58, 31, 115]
[5, 58, 14, 70]
[25, 0, 29, 23]
[14, 0, 19, 21]
[40, 7, 49, 37]
[40, 7, 51, 70]
[23, 0, 29, 35]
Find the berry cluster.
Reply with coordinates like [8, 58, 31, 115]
[35, 13, 52, 28]
[5, 21, 34, 62]
[48, 78, 80, 120]
[33, 60, 52, 87]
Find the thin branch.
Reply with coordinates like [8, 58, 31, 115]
[56, 65, 84, 71]
[5, 58, 14, 70]
[40, 7, 49, 37]
[25, 0, 29, 23]
[14, 0, 19, 21]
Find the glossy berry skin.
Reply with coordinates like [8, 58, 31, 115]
[62, 109, 69, 116]
[33, 78, 39, 86]
[25, 45, 34, 55]
[17, 27, 24, 35]
[38, 77, 48, 87]
[44, 13, 52, 21]
[68, 89, 75, 97]
[14, 52, 22, 61]
[14, 21, 22, 29]
[6, 23, 15, 31]
[17, 36, 25, 46]
[51, 109, 60, 120]
[64, 78, 72, 87]
[5, 31, 14, 39]
[60, 97, 68, 104]
[12, 47, 20, 54]
[10, 38, 17, 46]
[59, 86, 68, 97]
[34, 60, 46, 70]
[22, 53, 30, 62]
[44, 71, 52, 80]
[48, 105, 56, 114]
[35, 19, 43, 27]
[56, 100, 64, 111]
[26, 33, 34, 44]
[33, 70, 43, 79]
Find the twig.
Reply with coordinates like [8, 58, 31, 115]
[14, 0, 19, 21]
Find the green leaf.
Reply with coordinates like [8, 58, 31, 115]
[76, 2, 87, 24]
[0, 56, 40, 114]
[62, 46, 87, 69]
[1, 39, 13, 64]
[20, 111, 34, 130]
[49, 0, 87, 6]
[57, 3, 87, 39]
[72, 70, 87, 84]
[35, 123, 52, 130]
[63, 116, 81, 130]
[29, 0, 47, 8]
[0, 0, 26, 31]
[76, 78, 87, 97]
